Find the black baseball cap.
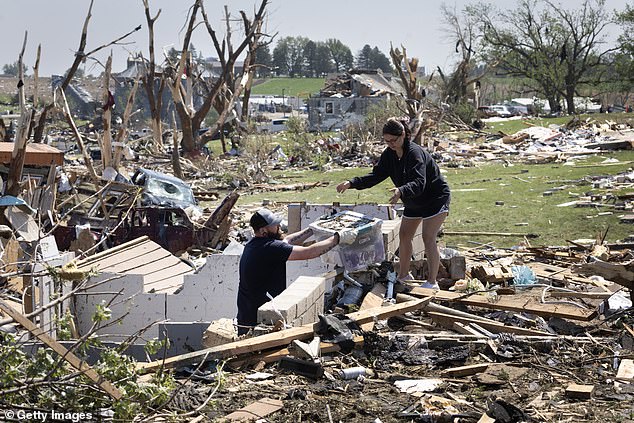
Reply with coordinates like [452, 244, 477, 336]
[250, 208, 283, 230]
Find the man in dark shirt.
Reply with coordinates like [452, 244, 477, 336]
[237, 208, 355, 335]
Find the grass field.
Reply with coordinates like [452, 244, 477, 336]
[234, 150, 634, 249]
[201, 110, 634, 249]
[250, 77, 326, 97]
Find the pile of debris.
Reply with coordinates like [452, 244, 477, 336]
[124, 202, 634, 421]
[437, 118, 634, 167]
[0, 111, 632, 420]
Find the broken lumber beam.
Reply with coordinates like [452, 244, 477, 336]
[452, 321, 488, 338]
[442, 363, 492, 378]
[138, 297, 432, 372]
[429, 311, 555, 337]
[229, 335, 365, 368]
[397, 293, 502, 325]
[616, 359, 634, 382]
[359, 283, 387, 331]
[548, 291, 614, 299]
[407, 287, 597, 321]
[204, 190, 240, 229]
[0, 299, 123, 400]
[575, 258, 634, 290]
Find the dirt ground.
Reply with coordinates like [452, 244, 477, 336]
[162, 311, 634, 422]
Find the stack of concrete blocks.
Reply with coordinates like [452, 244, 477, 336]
[257, 276, 326, 327]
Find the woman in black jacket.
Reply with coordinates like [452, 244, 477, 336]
[336, 118, 450, 288]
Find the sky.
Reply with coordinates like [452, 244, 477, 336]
[0, 0, 629, 77]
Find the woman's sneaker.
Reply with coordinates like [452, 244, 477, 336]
[419, 280, 440, 289]
[397, 272, 415, 283]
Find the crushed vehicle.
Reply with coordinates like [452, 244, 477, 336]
[130, 168, 199, 210]
[53, 169, 238, 254]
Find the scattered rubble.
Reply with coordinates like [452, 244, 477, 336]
[0, 113, 633, 421]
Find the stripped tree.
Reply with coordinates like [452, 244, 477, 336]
[439, 3, 487, 108]
[389, 45, 428, 148]
[6, 32, 33, 197]
[32, 0, 141, 144]
[165, 0, 268, 155]
[141, 0, 166, 150]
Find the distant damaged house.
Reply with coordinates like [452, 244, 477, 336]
[51, 75, 97, 119]
[307, 69, 403, 131]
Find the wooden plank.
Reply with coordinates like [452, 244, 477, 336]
[565, 383, 594, 399]
[616, 359, 634, 381]
[528, 262, 600, 287]
[138, 297, 432, 372]
[430, 311, 554, 337]
[75, 236, 151, 268]
[0, 299, 123, 400]
[224, 397, 283, 421]
[576, 259, 634, 290]
[452, 321, 487, 338]
[0, 141, 64, 166]
[229, 335, 365, 367]
[120, 254, 184, 276]
[143, 262, 193, 285]
[359, 283, 386, 331]
[95, 247, 171, 273]
[442, 363, 491, 378]
[549, 291, 614, 299]
[409, 287, 597, 321]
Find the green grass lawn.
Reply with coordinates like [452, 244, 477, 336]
[235, 150, 634, 249]
[250, 77, 325, 97]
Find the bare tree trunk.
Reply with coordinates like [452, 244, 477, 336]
[7, 32, 32, 197]
[33, 0, 141, 144]
[33, 45, 41, 109]
[166, 0, 200, 154]
[168, 0, 268, 155]
[27, 44, 41, 143]
[142, 0, 164, 150]
[389, 45, 426, 147]
[113, 76, 140, 169]
[57, 88, 100, 184]
[100, 56, 113, 168]
[34, 0, 94, 144]
[171, 111, 184, 179]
